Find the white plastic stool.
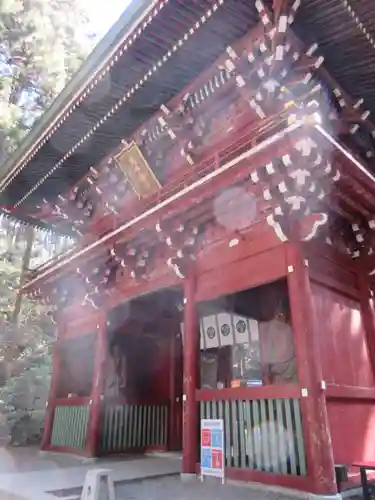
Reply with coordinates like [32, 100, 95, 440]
[81, 469, 115, 500]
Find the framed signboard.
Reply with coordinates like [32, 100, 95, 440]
[200, 419, 225, 483]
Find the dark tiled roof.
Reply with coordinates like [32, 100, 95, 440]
[0, 0, 259, 213]
[2, 0, 375, 228]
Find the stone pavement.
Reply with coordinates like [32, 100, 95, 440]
[115, 475, 300, 500]
[0, 447, 181, 500]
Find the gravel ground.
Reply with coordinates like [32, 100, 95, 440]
[115, 475, 294, 500]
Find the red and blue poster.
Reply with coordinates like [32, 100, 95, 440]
[200, 419, 225, 482]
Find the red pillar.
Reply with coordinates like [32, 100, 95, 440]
[358, 265, 375, 377]
[286, 243, 336, 495]
[169, 328, 179, 451]
[41, 337, 61, 450]
[86, 314, 107, 457]
[182, 273, 198, 475]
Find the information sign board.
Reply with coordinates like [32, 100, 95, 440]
[200, 418, 225, 483]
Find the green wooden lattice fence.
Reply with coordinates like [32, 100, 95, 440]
[101, 403, 168, 453]
[51, 405, 90, 450]
[200, 398, 306, 476]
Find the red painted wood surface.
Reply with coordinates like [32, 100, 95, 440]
[61, 311, 103, 340]
[169, 330, 183, 450]
[352, 461, 375, 468]
[312, 280, 375, 470]
[182, 273, 198, 474]
[312, 284, 374, 387]
[286, 243, 337, 495]
[325, 384, 375, 401]
[327, 401, 375, 465]
[196, 244, 287, 302]
[54, 397, 90, 406]
[358, 269, 375, 378]
[86, 315, 107, 456]
[306, 242, 360, 300]
[196, 386, 300, 401]
[41, 337, 62, 450]
[27, 125, 302, 287]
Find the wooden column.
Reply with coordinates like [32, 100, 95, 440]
[182, 273, 198, 475]
[286, 243, 337, 495]
[169, 329, 178, 450]
[86, 314, 107, 457]
[358, 265, 375, 378]
[41, 336, 61, 450]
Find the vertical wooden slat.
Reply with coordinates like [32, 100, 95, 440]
[128, 405, 134, 449]
[57, 407, 63, 447]
[76, 406, 81, 448]
[122, 405, 129, 450]
[238, 401, 246, 468]
[81, 406, 87, 448]
[116, 406, 122, 451]
[252, 400, 261, 470]
[293, 399, 307, 476]
[66, 406, 73, 447]
[67, 407, 73, 448]
[105, 406, 111, 452]
[155, 406, 160, 445]
[151, 406, 156, 446]
[164, 405, 168, 446]
[119, 405, 124, 451]
[245, 400, 254, 469]
[211, 401, 217, 419]
[65, 406, 71, 447]
[108, 406, 114, 451]
[268, 399, 278, 473]
[259, 399, 270, 472]
[206, 401, 211, 419]
[231, 400, 239, 468]
[285, 399, 297, 475]
[144, 405, 149, 447]
[145, 406, 151, 447]
[61, 407, 66, 446]
[224, 400, 231, 467]
[276, 399, 288, 475]
[160, 406, 166, 446]
[76, 407, 82, 448]
[130, 405, 135, 449]
[139, 406, 145, 447]
[135, 404, 140, 448]
[113, 407, 118, 451]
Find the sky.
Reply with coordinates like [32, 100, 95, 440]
[82, 0, 133, 39]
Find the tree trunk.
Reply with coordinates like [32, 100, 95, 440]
[12, 225, 34, 324]
[0, 128, 6, 167]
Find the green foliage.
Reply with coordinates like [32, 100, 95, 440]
[0, 0, 95, 158]
[0, 0, 95, 444]
[0, 223, 74, 446]
[1, 356, 52, 445]
[0, 218, 66, 444]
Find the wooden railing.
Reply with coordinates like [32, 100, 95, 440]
[100, 402, 168, 454]
[50, 403, 90, 450]
[199, 393, 307, 476]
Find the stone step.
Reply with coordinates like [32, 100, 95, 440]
[54, 496, 80, 500]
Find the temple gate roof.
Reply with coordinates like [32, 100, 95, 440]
[1, 0, 375, 232]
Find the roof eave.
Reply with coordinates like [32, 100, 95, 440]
[0, 0, 153, 183]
